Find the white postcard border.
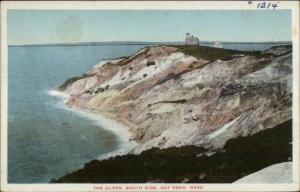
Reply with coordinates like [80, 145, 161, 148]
[1, 1, 299, 192]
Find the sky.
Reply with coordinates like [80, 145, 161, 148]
[8, 10, 291, 45]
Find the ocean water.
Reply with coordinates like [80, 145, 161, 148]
[7, 43, 289, 183]
[8, 44, 147, 183]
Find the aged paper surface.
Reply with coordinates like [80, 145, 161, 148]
[1, 1, 299, 191]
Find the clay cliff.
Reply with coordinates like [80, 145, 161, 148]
[58, 45, 292, 154]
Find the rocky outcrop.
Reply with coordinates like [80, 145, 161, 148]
[58, 45, 292, 154]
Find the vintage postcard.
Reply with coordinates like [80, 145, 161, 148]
[1, 1, 299, 191]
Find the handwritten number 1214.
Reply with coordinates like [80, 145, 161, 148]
[257, 2, 279, 9]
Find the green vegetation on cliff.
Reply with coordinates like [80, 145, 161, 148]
[52, 119, 292, 183]
[57, 73, 93, 91]
[174, 45, 272, 61]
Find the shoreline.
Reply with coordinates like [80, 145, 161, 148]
[49, 44, 293, 183]
[52, 119, 293, 183]
[48, 90, 138, 160]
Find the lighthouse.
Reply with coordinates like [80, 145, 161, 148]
[185, 33, 199, 46]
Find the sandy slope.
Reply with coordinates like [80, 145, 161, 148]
[58, 45, 292, 154]
[234, 162, 292, 183]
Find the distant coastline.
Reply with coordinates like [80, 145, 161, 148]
[8, 41, 292, 47]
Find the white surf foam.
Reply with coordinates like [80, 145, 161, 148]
[48, 89, 137, 160]
[64, 107, 138, 160]
[48, 90, 70, 102]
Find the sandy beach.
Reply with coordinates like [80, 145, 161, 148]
[49, 90, 138, 160]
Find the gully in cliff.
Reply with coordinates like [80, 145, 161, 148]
[55, 44, 293, 183]
[2, 4, 299, 192]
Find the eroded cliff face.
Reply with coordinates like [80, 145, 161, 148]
[58, 45, 292, 154]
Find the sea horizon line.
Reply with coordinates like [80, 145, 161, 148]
[8, 41, 292, 47]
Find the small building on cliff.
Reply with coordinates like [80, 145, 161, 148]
[185, 33, 199, 46]
[214, 41, 223, 48]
